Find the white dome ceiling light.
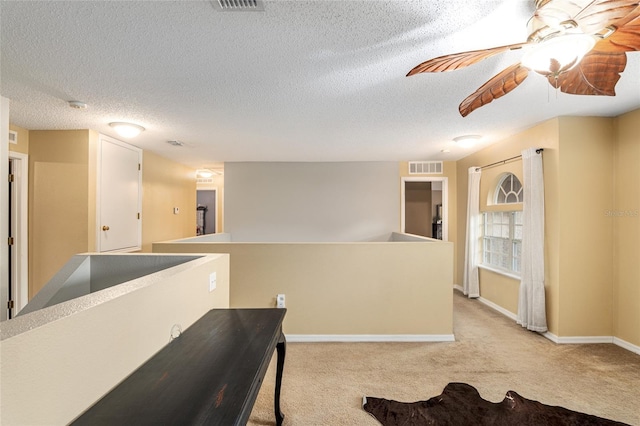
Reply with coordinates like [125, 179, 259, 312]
[109, 122, 145, 138]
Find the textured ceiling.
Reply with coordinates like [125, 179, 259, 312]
[2, 0, 639, 168]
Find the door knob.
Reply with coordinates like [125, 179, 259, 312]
[102, 225, 110, 231]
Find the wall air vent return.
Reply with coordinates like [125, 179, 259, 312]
[408, 161, 443, 175]
[211, 0, 265, 11]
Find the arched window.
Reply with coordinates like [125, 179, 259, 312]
[481, 173, 524, 276]
[495, 173, 523, 204]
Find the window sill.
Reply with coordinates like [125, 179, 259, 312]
[478, 264, 520, 281]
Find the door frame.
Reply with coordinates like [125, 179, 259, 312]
[8, 152, 29, 316]
[401, 177, 449, 241]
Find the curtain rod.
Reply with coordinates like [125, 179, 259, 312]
[477, 148, 544, 171]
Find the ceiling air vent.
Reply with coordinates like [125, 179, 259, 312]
[408, 161, 443, 175]
[211, 0, 265, 11]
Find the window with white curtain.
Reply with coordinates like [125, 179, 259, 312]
[481, 211, 522, 275]
[481, 173, 523, 275]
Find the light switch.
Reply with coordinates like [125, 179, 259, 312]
[209, 272, 217, 292]
[173, 207, 180, 214]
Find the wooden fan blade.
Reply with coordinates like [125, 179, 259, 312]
[458, 63, 529, 117]
[406, 43, 527, 76]
[536, 1, 640, 35]
[593, 7, 640, 52]
[546, 50, 626, 95]
[573, 0, 639, 34]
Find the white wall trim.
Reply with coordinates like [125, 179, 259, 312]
[1, 97, 10, 322]
[477, 296, 518, 321]
[286, 334, 456, 343]
[8, 152, 29, 314]
[455, 285, 520, 322]
[613, 337, 640, 355]
[456, 287, 639, 356]
[545, 334, 614, 344]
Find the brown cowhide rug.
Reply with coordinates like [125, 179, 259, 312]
[363, 382, 628, 425]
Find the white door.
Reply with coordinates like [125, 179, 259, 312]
[98, 136, 142, 252]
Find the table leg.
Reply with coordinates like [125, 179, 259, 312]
[275, 331, 286, 426]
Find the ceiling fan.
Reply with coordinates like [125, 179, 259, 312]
[407, 0, 640, 117]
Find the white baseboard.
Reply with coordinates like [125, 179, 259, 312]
[286, 334, 456, 343]
[476, 296, 518, 321]
[459, 288, 640, 356]
[613, 337, 640, 355]
[544, 334, 614, 344]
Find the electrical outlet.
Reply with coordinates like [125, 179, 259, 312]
[209, 272, 217, 292]
[276, 294, 285, 309]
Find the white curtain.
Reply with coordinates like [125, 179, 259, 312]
[517, 148, 548, 332]
[463, 167, 481, 298]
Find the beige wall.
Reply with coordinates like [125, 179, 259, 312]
[25, 130, 198, 299]
[456, 111, 640, 346]
[613, 109, 640, 347]
[558, 117, 614, 337]
[141, 151, 197, 252]
[154, 240, 454, 336]
[29, 130, 93, 298]
[1, 254, 230, 425]
[8, 124, 29, 154]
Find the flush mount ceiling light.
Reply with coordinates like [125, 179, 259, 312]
[68, 100, 87, 109]
[196, 169, 215, 178]
[109, 122, 145, 138]
[453, 135, 481, 148]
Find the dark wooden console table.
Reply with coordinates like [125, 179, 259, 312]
[72, 308, 287, 426]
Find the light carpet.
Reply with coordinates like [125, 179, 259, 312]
[248, 291, 640, 425]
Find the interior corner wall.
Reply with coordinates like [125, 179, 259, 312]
[557, 116, 614, 337]
[224, 162, 399, 242]
[613, 109, 640, 348]
[141, 151, 197, 252]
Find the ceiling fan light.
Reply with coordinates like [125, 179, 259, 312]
[109, 122, 145, 138]
[522, 34, 596, 75]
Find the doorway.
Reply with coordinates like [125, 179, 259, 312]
[196, 189, 217, 235]
[401, 177, 448, 240]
